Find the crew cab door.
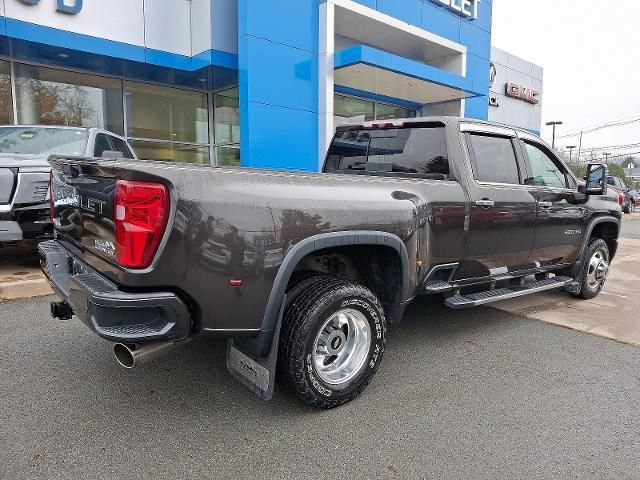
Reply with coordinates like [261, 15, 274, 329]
[519, 136, 587, 266]
[455, 125, 536, 280]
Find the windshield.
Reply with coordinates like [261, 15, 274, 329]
[325, 126, 450, 179]
[0, 127, 89, 156]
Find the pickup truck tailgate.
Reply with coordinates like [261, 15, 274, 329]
[51, 160, 118, 262]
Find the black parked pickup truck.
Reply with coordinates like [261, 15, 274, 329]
[41, 117, 620, 409]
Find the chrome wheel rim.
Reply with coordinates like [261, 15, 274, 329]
[312, 308, 371, 386]
[586, 250, 608, 289]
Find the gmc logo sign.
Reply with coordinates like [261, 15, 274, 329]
[505, 83, 540, 105]
[18, 0, 82, 15]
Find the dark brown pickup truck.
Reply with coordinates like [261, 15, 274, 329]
[41, 117, 621, 408]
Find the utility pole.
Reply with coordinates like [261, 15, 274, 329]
[604, 152, 611, 165]
[577, 131, 583, 165]
[546, 121, 563, 150]
[566, 146, 577, 167]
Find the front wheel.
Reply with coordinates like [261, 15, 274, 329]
[572, 238, 610, 300]
[279, 275, 386, 409]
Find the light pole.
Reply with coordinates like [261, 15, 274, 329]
[604, 152, 611, 165]
[566, 145, 577, 166]
[546, 121, 563, 150]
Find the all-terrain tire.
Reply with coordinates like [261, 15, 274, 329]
[278, 275, 386, 409]
[572, 238, 610, 300]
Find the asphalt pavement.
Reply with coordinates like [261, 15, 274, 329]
[1, 295, 639, 479]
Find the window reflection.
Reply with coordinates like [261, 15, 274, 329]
[334, 94, 416, 127]
[130, 140, 209, 164]
[376, 102, 416, 121]
[214, 87, 240, 145]
[15, 64, 123, 134]
[0, 61, 13, 125]
[6, 62, 238, 166]
[125, 82, 209, 144]
[216, 146, 240, 166]
[334, 95, 374, 126]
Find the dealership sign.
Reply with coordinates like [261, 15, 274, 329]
[505, 82, 540, 105]
[432, 0, 481, 20]
[17, 0, 82, 15]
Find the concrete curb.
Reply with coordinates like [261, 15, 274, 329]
[0, 278, 53, 301]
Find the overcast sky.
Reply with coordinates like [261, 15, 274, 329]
[492, 0, 640, 164]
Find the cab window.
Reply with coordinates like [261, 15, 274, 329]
[523, 142, 568, 189]
[467, 134, 520, 184]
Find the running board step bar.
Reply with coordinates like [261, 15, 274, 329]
[445, 276, 573, 310]
[423, 280, 453, 294]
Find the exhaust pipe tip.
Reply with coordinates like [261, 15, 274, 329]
[113, 343, 136, 369]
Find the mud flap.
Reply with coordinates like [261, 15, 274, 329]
[225, 298, 285, 401]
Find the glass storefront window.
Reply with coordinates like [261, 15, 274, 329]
[125, 82, 209, 144]
[214, 87, 240, 145]
[14, 64, 124, 134]
[334, 94, 417, 127]
[334, 94, 374, 126]
[376, 103, 416, 121]
[130, 140, 210, 165]
[216, 146, 240, 166]
[0, 61, 13, 125]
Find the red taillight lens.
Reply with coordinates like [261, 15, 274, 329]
[618, 191, 624, 206]
[114, 180, 169, 269]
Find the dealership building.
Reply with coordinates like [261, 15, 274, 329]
[0, 0, 542, 170]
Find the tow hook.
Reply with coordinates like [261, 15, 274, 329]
[50, 301, 73, 320]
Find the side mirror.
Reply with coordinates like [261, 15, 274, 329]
[580, 163, 607, 195]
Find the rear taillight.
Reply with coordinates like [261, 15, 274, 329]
[114, 180, 169, 269]
[618, 191, 624, 207]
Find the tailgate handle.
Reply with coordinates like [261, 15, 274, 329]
[475, 199, 495, 208]
[538, 201, 553, 208]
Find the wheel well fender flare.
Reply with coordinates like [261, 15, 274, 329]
[571, 216, 620, 276]
[260, 231, 411, 334]
[583, 216, 620, 254]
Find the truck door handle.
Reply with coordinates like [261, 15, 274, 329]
[538, 201, 553, 208]
[475, 199, 495, 208]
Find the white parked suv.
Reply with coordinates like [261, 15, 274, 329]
[0, 125, 136, 243]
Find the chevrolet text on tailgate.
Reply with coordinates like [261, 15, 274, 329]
[42, 117, 621, 409]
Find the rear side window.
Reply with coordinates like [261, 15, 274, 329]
[93, 134, 112, 157]
[468, 134, 520, 184]
[325, 127, 449, 179]
[109, 136, 134, 159]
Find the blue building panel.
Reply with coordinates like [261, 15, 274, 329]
[240, 102, 319, 171]
[239, 0, 319, 53]
[420, 4, 462, 43]
[243, 36, 318, 113]
[459, 20, 492, 59]
[464, 95, 489, 120]
[239, 0, 320, 171]
[474, 0, 493, 33]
